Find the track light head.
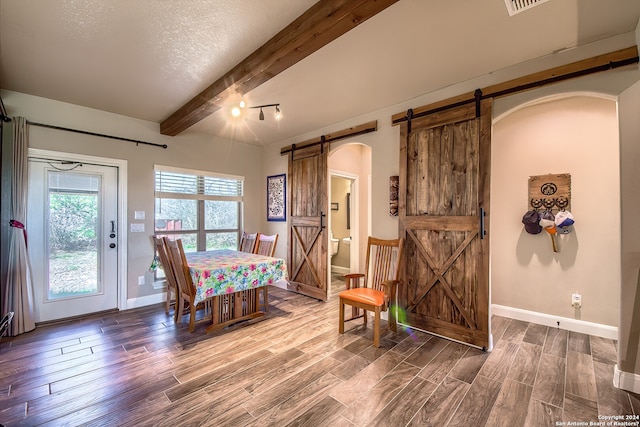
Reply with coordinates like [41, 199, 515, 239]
[247, 103, 280, 121]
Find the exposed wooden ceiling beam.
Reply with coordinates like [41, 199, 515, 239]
[160, 0, 400, 136]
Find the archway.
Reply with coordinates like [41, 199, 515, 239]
[327, 143, 372, 296]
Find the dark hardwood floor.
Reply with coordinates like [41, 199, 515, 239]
[0, 283, 638, 426]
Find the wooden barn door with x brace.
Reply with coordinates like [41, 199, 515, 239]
[286, 140, 329, 301]
[397, 99, 492, 349]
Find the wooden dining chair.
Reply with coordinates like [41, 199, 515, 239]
[239, 231, 258, 253]
[164, 238, 208, 332]
[153, 236, 178, 321]
[339, 236, 404, 347]
[254, 233, 278, 257]
[253, 233, 278, 312]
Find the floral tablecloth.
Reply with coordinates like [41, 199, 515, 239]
[185, 249, 288, 304]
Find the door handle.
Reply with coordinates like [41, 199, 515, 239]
[320, 211, 326, 229]
[480, 208, 486, 239]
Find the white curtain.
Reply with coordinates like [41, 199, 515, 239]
[3, 117, 35, 335]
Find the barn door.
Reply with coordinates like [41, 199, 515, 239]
[398, 100, 491, 349]
[287, 141, 328, 301]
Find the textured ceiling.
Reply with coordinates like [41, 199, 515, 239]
[1, 0, 640, 145]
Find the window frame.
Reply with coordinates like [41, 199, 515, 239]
[154, 165, 244, 252]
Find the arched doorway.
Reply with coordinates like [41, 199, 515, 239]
[327, 143, 371, 296]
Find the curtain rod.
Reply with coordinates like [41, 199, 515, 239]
[0, 115, 167, 149]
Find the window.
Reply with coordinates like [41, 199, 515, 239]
[154, 165, 243, 252]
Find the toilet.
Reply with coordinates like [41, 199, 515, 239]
[330, 232, 339, 258]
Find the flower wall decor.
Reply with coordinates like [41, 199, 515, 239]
[267, 174, 286, 221]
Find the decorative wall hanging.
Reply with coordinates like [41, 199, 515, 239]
[389, 175, 399, 216]
[528, 173, 571, 213]
[267, 174, 286, 221]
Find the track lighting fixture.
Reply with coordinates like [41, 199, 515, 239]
[229, 101, 282, 121]
[248, 103, 282, 121]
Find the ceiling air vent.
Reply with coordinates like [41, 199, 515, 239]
[504, 0, 550, 16]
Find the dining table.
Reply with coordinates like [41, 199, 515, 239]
[185, 249, 288, 332]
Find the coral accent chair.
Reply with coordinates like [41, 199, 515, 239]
[339, 236, 404, 347]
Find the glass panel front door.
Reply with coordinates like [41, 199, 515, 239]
[28, 160, 118, 322]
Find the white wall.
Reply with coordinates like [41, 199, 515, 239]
[491, 95, 620, 327]
[618, 78, 640, 381]
[2, 90, 265, 306]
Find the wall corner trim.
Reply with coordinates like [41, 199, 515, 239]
[491, 304, 618, 339]
[614, 364, 640, 393]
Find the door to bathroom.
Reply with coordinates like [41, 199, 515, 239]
[286, 141, 329, 301]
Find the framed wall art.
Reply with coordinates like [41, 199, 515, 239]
[267, 174, 286, 221]
[389, 175, 399, 216]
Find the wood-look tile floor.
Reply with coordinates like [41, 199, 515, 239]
[1, 285, 638, 426]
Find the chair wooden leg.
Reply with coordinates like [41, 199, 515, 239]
[189, 299, 196, 332]
[388, 307, 397, 332]
[373, 307, 381, 347]
[173, 288, 180, 323]
[339, 298, 345, 334]
[363, 309, 368, 326]
[176, 293, 184, 323]
[263, 286, 269, 312]
[165, 287, 170, 315]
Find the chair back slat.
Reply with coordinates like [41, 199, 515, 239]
[366, 237, 403, 292]
[153, 236, 179, 291]
[254, 233, 278, 257]
[239, 232, 258, 253]
[164, 238, 196, 299]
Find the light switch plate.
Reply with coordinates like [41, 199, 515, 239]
[130, 223, 145, 233]
[134, 210, 145, 220]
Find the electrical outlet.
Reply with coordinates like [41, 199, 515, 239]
[571, 292, 581, 308]
[138, 275, 145, 286]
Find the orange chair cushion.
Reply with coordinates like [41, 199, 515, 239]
[339, 287, 385, 306]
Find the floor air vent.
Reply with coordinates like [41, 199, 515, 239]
[504, 0, 550, 16]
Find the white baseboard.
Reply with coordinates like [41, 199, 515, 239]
[331, 265, 350, 274]
[126, 292, 165, 310]
[614, 364, 640, 393]
[491, 304, 618, 340]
